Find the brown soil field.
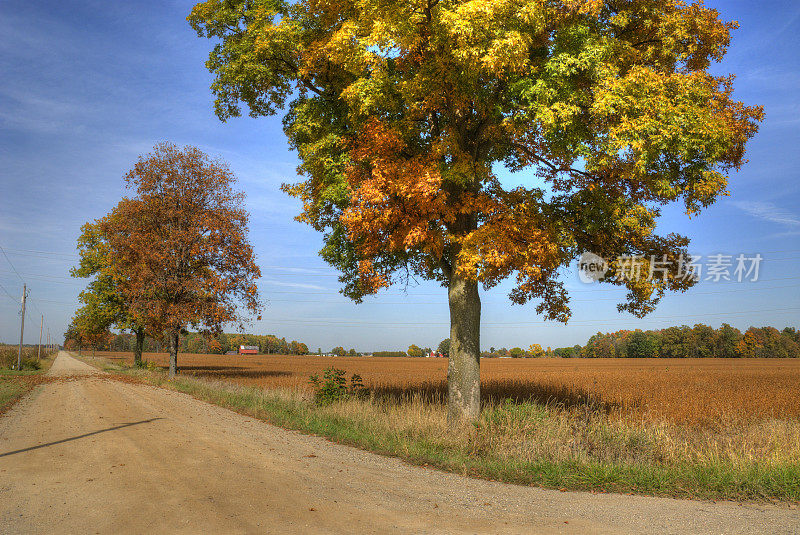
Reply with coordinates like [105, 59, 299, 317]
[94, 352, 800, 426]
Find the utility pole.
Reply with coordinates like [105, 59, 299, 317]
[17, 284, 27, 370]
[37, 314, 43, 363]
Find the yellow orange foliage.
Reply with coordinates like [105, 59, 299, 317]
[99, 143, 262, 345]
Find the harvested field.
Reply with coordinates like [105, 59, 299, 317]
[94, 352, 800, 426]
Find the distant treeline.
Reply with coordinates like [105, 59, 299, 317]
[368, 326, 799, 359]
[71, 324, 799, 359]
[372, 351, 409, 358]
[96, 332, 311, 355]
[559, 324, 799, 359]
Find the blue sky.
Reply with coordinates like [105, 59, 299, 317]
[0, 0, 798, 351]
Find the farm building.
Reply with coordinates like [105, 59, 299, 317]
[238, 345, 258, 355]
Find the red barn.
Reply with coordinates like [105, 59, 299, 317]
[239, 345, 258, 355]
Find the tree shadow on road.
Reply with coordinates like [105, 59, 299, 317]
[0, 418, 164, 458]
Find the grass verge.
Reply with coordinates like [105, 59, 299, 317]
[75, 353, 800, 504]
[0, 379, 33, 415]
[0, 351, 56, 416]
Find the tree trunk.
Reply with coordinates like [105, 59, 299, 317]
[447, 271, 481, 422]
[168, 331, 179, 379]
[134, 329, 144, 367]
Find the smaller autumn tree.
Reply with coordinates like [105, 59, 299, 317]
[72, 216, 148, 366]
[101, 143, 262, 378]
[407, 344, 425, 357]
[70, 306, 114, 357]
[290, 340, 309, 355]
[63, 322, 85, 354]
[528, 344, 545, 358]
[715, 323, 742, 358]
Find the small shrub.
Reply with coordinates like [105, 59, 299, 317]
[135, 360, 159, 371]
[20, 358, 41, 371]
[349, 373, 366, 396]
[0, 347, 16, 369]
[309, 368, 365, 405]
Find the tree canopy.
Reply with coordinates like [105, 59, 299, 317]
[190, 0, 761, 314]
[190, 0, 762, 418]
[99, 142, 262, 376]
[71, 216, 148, 364]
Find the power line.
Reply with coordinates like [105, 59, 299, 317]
[0, 281, 19, 304]
[1, 276, 797, 310]
[256, 275, 800, 297]
[3, 245, 800, 268]
[256, 276, 800, 301]
[764, 256, 800, 262]
[0, 243, 25, 283]
[2, 279, 797, 311]
[0, 269, 75, 280]
[0, 242, 56, 344]
[0, 273, 79, 286]
[255, 306, 800, 327]
[2, 239, 797, 336]
[6, 245, 800, 258]
[25, 294, 51, 332]
[262, 282, 800, 305]
[32, 298, 80, 305]
[0, 247, 78, 257]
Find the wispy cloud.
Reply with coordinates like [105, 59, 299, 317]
[0, 87, 82, 135]
[0, 218, 62, 239]
[740, 67, 800, 88]
[262, 266, 335, 275]
[775, 8, 800, 38]
[246, 194, 301, 218]
[261, 279, 330, 291]
[730, 200, 800, 230]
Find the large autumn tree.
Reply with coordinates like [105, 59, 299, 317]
[190, 0, 762, 420]
[101, 143, 262, 378]
[71, 216, 148, 366]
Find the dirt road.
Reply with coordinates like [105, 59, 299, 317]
[0, 353, 795, 534]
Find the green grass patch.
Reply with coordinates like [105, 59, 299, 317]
[0, 378, 36, 415]
[0, 352, 56, 414]
[0, 369, 42, 376]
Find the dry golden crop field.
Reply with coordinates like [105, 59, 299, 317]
[95, 352, 800, 426]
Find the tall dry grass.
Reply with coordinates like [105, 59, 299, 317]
[0, 344, 47, 370]
[308, 391, 800, 467]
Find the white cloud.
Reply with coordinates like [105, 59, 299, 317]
[730, 200, 800, 229]
[246, 194, 301, 218]
[261, 279, 330, 291]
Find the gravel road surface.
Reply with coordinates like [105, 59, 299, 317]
[0, 352, 796, 534]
